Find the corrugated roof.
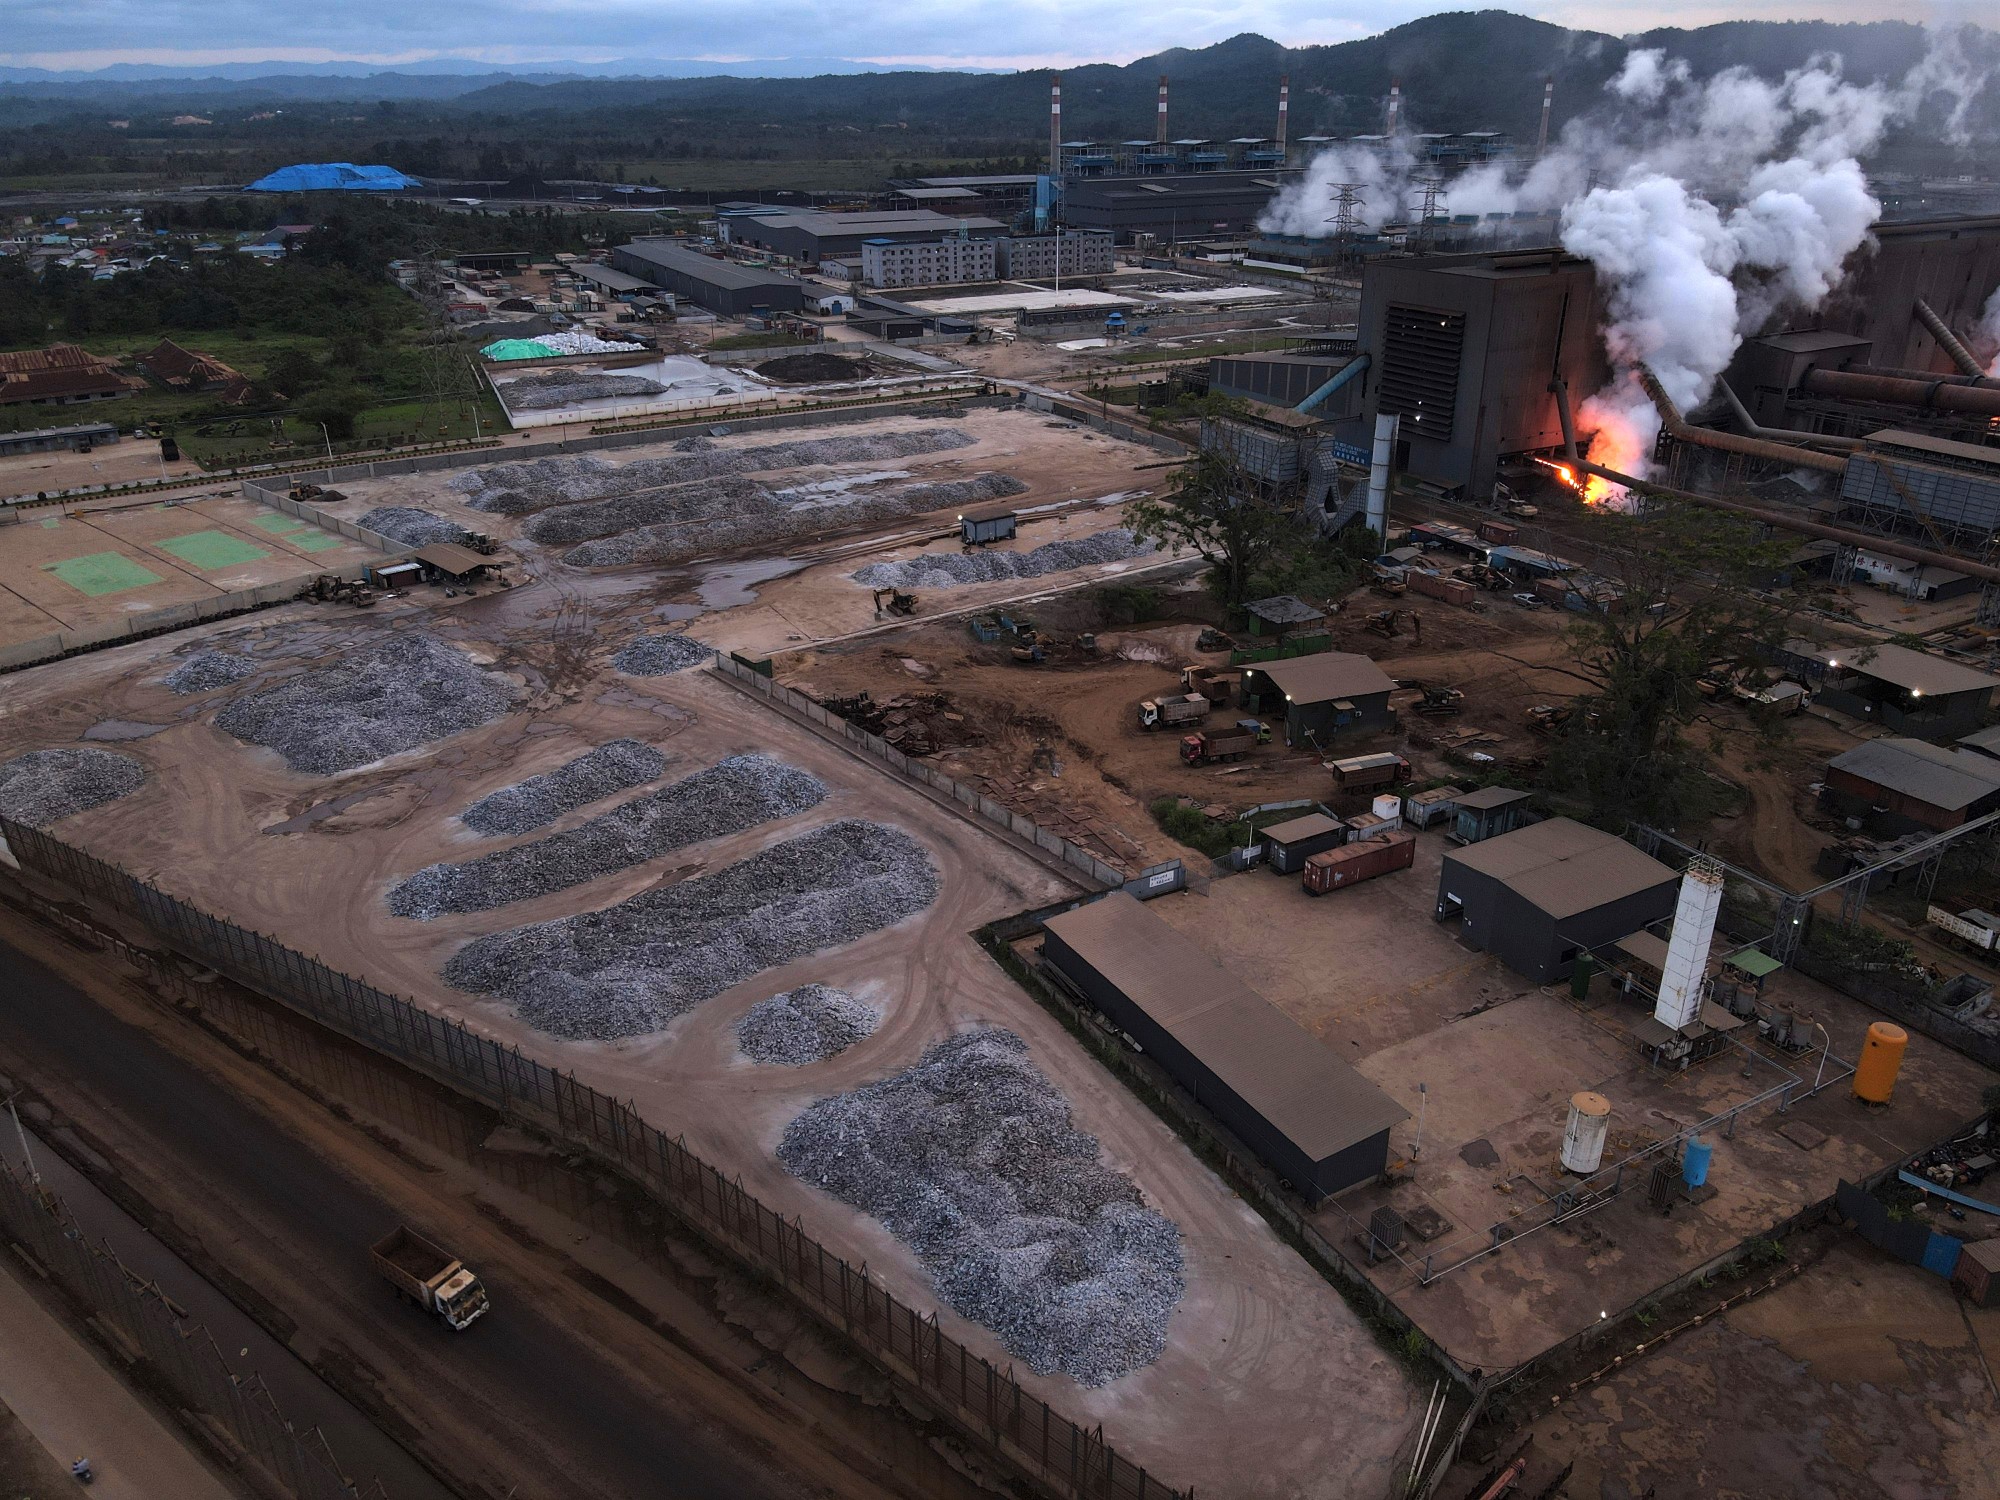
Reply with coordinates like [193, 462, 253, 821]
[1041, 893, 1407, 1159]
[1827, 737, 2000, 811]
[1445, 818, 1675, 920]
[1453, 786, 1530, 811]
[415, 542, 508, 574]
[1245, 594, 1325, 624]
[1786, 639, 2000, 697]
[1866, 430, 2000, 469]
[1251, 652, 1393, 704]
[1959, 724, 2000, 758]
[1263, 813, 1341, 845]
[616, 241, 805, 293]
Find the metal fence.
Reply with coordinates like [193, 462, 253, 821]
[0, 816, 1183, 1500]
[0, 1159, 378, 1500]
[711, 653, 1129, 887]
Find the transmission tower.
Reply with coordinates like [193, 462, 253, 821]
[403, 218, 480, 445]
[1408, 176, 1448, 250]
[1323, 183, 1367, 238]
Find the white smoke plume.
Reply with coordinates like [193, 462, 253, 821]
[1257, 25, 1997, 490]
[1980, 286, 2000, 378]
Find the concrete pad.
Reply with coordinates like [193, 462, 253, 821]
[153, 530, 271, 571]
[43, 551, 166, 597]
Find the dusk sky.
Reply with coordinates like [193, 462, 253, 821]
[0, 1, 1934, 73]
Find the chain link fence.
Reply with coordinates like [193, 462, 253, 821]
[0, 815, 1184, 1500]
[0, 1159, 381, 1500]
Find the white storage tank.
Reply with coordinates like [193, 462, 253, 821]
[1372, 793, 1403, 825]
[1561, 1091, 1611, 1174]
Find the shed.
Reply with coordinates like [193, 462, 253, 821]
[1403, 784, 1464, 829]
[1040, 893, 1407, 1200]
[958, 503, 1019, 545]
[1243, 594, 1327, 638]
[1262, 813, 1346, 874]
[1449, 786, 1534, 845]
[414, 543, 512, 583]
[1822, 737, 2000, 834]
[1777, 639, 2000, 742]
[1241, 653, 1395, 747]
[1436, 818, 1679, 983]
[1954, 1238, 2000, 1308]
[371, 561, 423, 588]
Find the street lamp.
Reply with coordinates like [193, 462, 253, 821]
[1411, 1081, 1428, 1159]
[1813, 1021, 1832, 1092]
[317, 422, 333, 461]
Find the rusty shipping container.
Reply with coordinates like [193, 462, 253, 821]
[1534, 577, 1571, 606]
[1478, 520, 1521, 545]
[1302, 829, 1417, 894]
[1406, 570, 1476, 606]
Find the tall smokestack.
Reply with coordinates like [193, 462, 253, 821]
[1384, 80, 1401, 135]
[1277, 74, 1290, 156]
[1156, 74, 1169, 145]
[1655, 857, 1724, 1032]
[1049, 74, 1062, 177]
[1536, 78, 1554, 158]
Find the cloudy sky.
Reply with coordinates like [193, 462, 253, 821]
[3, 0, 1924, 72]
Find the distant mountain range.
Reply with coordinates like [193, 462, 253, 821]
[1, 14, 1992, 145]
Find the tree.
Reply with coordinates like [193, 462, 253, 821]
[1126, 443, 1295, 607]
[1534, 497, 1798, 829]
[262, 346, 323, 399]
[297, 384, 369, 442]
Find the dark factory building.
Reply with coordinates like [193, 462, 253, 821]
[1775, 639, 2000, 742]
[1240, 652, 1396, 747]
[610, 240, 805, 315]
[1822, 738, 2000, 835]
[1059, 171, 1297, 240]
[1040, 892, 1407, 1201]
[1436, 818, 1679, 984]
[1335, 248, 1610, 503]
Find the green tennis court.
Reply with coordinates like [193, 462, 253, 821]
[43, 552, 165, 597]
[155, 531, 271, 570]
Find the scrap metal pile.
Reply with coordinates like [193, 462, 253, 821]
[736, 984, 878, 1065]
[613, 633, 711, 675]
[854, 528, 1154, 591]
[442, 818, 938, 1039]
[460, 738, 667, 836]
[356, 507, 473, 548]
[213, 632, 516, 774]
[390, 754, 825, 918]
[0, 748, 146, 827]
[162, 649, 258, 695]
[778, 1027, 1185, 1385]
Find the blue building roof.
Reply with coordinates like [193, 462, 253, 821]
[246, 163, 419, 193]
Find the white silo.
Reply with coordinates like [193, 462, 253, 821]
[1561, 1091, 1611, 1174]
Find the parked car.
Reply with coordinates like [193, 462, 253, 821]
[1511, 592, 1545, 608]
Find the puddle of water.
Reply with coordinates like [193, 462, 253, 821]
[695, 557, 806, 610]
[657, 602, 705, 622]
[82, 720, 170, 741]
[264, 789, 379, 835]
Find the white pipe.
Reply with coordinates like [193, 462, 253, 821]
[1366, 412, 1398, 539]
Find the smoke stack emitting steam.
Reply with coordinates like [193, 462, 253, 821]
[1157, 75, 1169, 145]
[1536, 79, 1554, 158]
[1384, 81, 1402, 135]
[1258, 25, 1996, 500]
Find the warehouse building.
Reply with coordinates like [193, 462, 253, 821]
[1240, 652, 1395, 746]
[1040, 892, 1406, 1200]
[0, 421, 118, 457]
[609, 241, 804, 315]
[1059, 171, 1295, 240]
[1436, 819, 1679, 983]
[1822, 738, 2000, 835]
[1209, 352, 1364, 416]
[995, 230, 1115, 280]
[721, 209, 1006, 264]
[860, 236, 997, 289]
[1775, 640, 2000, 742]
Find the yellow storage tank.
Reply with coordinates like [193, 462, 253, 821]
[1853, 1022, 1907, 1105]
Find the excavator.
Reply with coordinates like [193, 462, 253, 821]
[872, 587, 919, 618]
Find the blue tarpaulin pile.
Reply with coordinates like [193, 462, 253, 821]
[246, 163, 419, 192]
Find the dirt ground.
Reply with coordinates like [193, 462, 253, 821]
[0, 436, 204, 500]
[0, 490, 386, 650]
[1444, 1236, 2000, 1499]
[0, 577, 1422, 1498]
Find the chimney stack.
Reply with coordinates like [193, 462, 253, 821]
[1536, 78, 1554, 158]
[1277, 74, 1290, 156]
[1384, 80, 1402, 135]
[1049, 74, 1062, 177]
[1654, 857, 1724, 1032]
[1156, 74, 1169, 145]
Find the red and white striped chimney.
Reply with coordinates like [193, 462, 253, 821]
[1156, 74, 1169, 144]
[1277, 73, 1290, 155]
[1049, 74, 1062, 176]
[1536, 78, 1554, 157]
[1385, 80, 1402, 135]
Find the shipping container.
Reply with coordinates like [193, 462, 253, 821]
[1403, 785, 1465, 829]
[1345, 811, 1394, 838]
[1263, 813, 1347, 873]
[1478, 519, 1521, 545]
[1406, 570, 1476, 606]
[1303, 830, 1417, 894]
[1329, 752, 1411, 793]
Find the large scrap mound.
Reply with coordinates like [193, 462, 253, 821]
[460, 738, 667, 837]
[390, 754, 826, 919]
[779, 1028, 1185, 1386]
[612, 633, 710, 675]
[855, 528, 1154, 591]
[214, 632, 516, 775]
[736, 984, 878, 1065]
[163, 649, 258, 695]
[0, 748, 146, 827]
[447, 428, 976, 516]
[563, 473, 1027, 569]
[497, 370, 669, 411]
[356, 507, 471, 548]
[754, 352, 874, 384]
[443, 818, 938, 1040]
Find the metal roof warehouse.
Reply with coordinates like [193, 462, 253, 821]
[1040, 892, 1406, 1200]
[609, 240, 804, 315]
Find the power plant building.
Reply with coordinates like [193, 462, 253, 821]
[1039, 892, 1407, 1201]
[1435, 819, 1679, 983]
[720, 209, 1006, 264]
[1058, 171, 1296, 240]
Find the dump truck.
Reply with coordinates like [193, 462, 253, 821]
[1138, 693, 1209, 730]
[1180, 727, 1258, 765]
[370, 1226, 490, 1330]
[1302, 830, 1417, 895]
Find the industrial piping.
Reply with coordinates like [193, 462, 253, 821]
[1549, 379, 2000, 586]
[1715, 379, 1864, 452]
[1914, 298, 1986, 379]
[1636, 365, 1849, 475]
[1844, 363, 2000, 392]
[1799, 367, 2000, 419]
